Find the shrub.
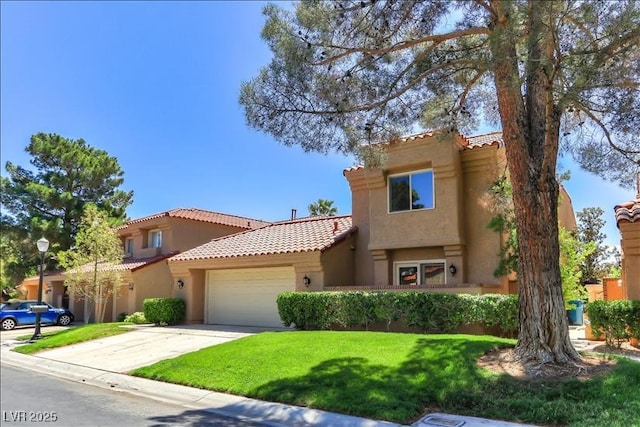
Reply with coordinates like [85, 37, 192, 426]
[586, 300, 639, 347]
[117, 312, 128, 322]
[276, 291, 519, 335]
[124, 311, 149, 324]
[143, 298, 185, 325]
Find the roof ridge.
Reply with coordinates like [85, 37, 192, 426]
[273, 214, 352, 225]
[167, 207, 270, 223]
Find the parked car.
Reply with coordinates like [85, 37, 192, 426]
[0, 300, 74, 330]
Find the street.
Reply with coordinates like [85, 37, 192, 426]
[0, 365, 268, 427]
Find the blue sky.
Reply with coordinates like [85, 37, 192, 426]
[1, 1, 634, 248]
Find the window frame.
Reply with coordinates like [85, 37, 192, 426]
[149, 229, 162, 248]
[387, 169, 435, 213]
[124, 237, 134, 255]
[394, 259, 447, 286]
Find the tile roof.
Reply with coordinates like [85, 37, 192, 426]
[343, 131, 503, 173]
[169, 215, 355, 262]
[614, 199, 640, 226]
[71, 253, 177, 273]
[117, 208, 271, 231]
[460, 131, 504, 150]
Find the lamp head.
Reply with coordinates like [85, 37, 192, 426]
[37, 237, 49, 253]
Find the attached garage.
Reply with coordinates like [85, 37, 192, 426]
[206, 266, 295, 327]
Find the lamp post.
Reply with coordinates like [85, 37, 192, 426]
[31, 237, 49, 341]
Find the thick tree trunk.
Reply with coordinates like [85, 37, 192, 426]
[489, 0, 580, 365]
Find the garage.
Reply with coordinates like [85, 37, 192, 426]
[206, 266, 295, 327]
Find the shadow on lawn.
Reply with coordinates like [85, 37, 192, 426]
[246, 337, 505, 423]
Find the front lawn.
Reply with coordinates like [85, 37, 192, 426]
[13, 323, 132, 354]
[131, 331, 640, 426]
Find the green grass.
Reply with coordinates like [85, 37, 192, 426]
[13, 323, 133, 355]
[131, 331, 640, 426]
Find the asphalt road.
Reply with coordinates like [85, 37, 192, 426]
[0, 365, 268, 427]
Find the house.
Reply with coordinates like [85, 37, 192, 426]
[166, 131, 578, 327]
[21, 208, 271, 322]
[614, 182, 640, 300]
[167, 215, 356, 327]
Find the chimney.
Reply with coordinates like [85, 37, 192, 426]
[291, 209, 297, 220]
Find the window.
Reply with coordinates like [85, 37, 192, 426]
[124, 238, 134, 254]
[395, 261, 446, 286]
[149, 230, 162, 248]
[388, 170, 434, 212]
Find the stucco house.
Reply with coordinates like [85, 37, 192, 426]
[614, 187, 640, 300]
[22, 130, 578, 328]
[165, 131, 577, 327]
[21, 208, 270, 322]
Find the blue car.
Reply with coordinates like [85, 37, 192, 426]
[0, 300, 74, 330]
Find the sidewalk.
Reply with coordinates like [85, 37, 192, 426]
[2, 324, 623, 427]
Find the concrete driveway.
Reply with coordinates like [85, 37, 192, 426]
[2, 324, 283, 373]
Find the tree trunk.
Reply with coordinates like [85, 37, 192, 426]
[489, 0, 580, 365]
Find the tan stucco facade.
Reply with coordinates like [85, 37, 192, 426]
[344, 133, 508, 292]
[167, 234, 357, 324]
[618, 220, 640, 300]
[344, 132, 576, 294]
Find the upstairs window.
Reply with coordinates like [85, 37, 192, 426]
[388, 170, 434, 212]
[124, 238, 134, 255]
[149, 230, 162, 248]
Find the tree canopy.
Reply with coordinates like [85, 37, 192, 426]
[0, 133, 133, 284]
[240, 0, 640, 365]
[58, 204, 123, 323]
[308, 198, 338, 216]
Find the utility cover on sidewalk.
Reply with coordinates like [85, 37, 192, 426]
[414, 413, 536, 427]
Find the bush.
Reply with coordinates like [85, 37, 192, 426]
[277, 291, 518, 335]
[117, 312, 128, 322]
[143, 298, 185, 325]
[124, 311, 149, 324]
[586, 300, 640, 347]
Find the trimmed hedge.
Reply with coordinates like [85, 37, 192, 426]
[143, 298, 186, 325]
[277, 291, 518, 335]
[586, 300, 640, 347]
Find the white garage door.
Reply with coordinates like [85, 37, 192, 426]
[206, 266, 295, 327]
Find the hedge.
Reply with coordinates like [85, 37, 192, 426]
[585, 300, 640, 347]
[143, 298, 186, 325]
[277, 291, 519, 335]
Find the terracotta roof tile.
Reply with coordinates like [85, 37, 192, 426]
[170, 216, 355, 262]
[461, 131, 504, 150]
[117, 208, 271, 231]
[71, 253, 177, 273]
[614, 199, 640, 226]
[343, 131, 503, 173]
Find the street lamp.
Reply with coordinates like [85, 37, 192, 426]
[31, 237, 49, 341]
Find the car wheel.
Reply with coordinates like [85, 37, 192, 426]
[57, 314, 72, 326]
[1, 318, 16, 330]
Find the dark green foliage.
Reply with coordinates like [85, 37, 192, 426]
[277, 291, 518, 335]
[143, 298, 186, 326]
[586, 300, 640, 347]
[0, 133, 133, 279]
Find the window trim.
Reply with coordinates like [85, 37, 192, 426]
[387, 169, 435, 213]
[393, 259, 447, 286]
[149, 229, 162, 248]
[124, 238, 134, 255]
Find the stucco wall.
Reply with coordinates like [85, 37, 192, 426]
[132, 261, 174, 310]
[345, 133, 507, 289]
[619, 221, 640, 299]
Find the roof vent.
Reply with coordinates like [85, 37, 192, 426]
[291, 209, 297, 220]
[333, 221, 338, 234]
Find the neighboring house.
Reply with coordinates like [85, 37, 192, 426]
[20, 208, 271, 322]
[614, 186, 640, 300]
[166, 131, 577, 327]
